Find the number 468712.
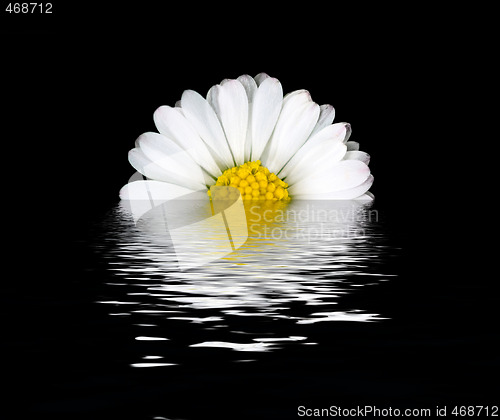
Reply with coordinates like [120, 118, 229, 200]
[5, 3, 52, 13]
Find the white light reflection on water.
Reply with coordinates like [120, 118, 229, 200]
[135, 336, 170, 341]
[96, 198, 396, 362]
[190, 341, 275, 352]
[130, 363, 177, 368]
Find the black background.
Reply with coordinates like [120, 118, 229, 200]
[4, 5, 495, 419]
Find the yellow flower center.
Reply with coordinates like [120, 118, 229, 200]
[208, 160, 290, 202]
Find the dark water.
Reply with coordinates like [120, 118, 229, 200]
[5, 198, 499, 420]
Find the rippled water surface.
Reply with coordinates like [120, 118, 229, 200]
[95, 199, 396, 365]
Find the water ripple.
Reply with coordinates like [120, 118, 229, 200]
[94, 199, 398, 366]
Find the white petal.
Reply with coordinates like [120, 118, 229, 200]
[284, 142, 347, 186]
[213, 80, 249, 165]
[346, 141, 359, 151]
[136, 132, 207, 186]
[260, 90, 312, 168]
[310, 104, 335, 137]
[128, 147, 206, 190]
[343, 151, 370, 165]
[237, 74, 258, 102]
[206, 84, 221, 116]
[244, 103, 253, 162]
[119, 180, 199, 222]
[292, 175, 374, 200]
[128, 147, 173, 182]
[279, 123, 349, 178]
[153, 106, 221, 177]
[282, 89, 311, 105]
[354, 191, 374, 201]
[119, 180, 197, 202]
[181, 90, 235, 169]
[343, 124, 352, 143]
[250, 77, 283, 161]
[235, 76, 259, 162]
[288, 160, 371, 195]
[254, 72, 270, 86]
[137, 132, 193, 168]
[263, 96, 320, 173]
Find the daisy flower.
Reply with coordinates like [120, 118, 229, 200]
[119, 73, 374, 204]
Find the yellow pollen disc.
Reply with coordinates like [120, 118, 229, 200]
[209, 160, 290, 202]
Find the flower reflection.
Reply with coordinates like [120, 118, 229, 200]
[97, 197, 394, 360]
[118, 186, 378, 270]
